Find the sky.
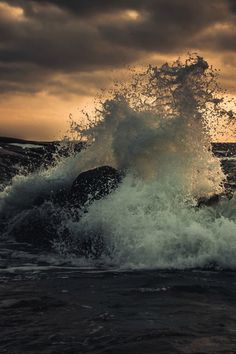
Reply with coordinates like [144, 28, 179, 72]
[0, 0, 236, 141]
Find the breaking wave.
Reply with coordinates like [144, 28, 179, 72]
[0, 55, 236, 269]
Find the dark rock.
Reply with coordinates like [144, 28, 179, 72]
[197, 194, 221, 208]
[69, 165, 123, 207]
[197, 192, 233, 208]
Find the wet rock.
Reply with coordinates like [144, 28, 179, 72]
[197, 194, 221, 208]
[197, 192, 233, 208]
[69, 165, 123, 207]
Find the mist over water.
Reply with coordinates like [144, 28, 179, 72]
[0, 55, 236, 269]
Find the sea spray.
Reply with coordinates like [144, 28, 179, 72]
[72, 55, 228, 196]
[0, 55, 236, 269]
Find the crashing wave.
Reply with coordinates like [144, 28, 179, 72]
[0, 55, 235, 269]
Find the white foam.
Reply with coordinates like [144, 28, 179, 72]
[64, 175, 236, 269]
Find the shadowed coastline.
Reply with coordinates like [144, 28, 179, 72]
[0, 137, 235, 191]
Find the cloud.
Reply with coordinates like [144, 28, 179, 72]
[0, 4, 139, 70]
[2, 0, 138, 18]
[0, 0, 236, 97]
[97, 0, 229, 53]
[227, 0, 236, 12]
[0, 1, 143, 95]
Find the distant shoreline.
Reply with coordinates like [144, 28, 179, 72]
[0, 136, 235, 145]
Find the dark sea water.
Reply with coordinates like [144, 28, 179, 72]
[2, 267, 236, 354]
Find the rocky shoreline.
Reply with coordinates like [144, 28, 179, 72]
[0, 137, 83, 187]
[0, 137, 235, 191]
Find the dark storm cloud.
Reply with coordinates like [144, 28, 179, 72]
[2, 0, 137, 17]
[227, 0, 236, 12]
[0, 3, 138, 71]
[0, 0, 141, 95]
[0, 0, 236, 95]
[97, 0, 229, 52]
